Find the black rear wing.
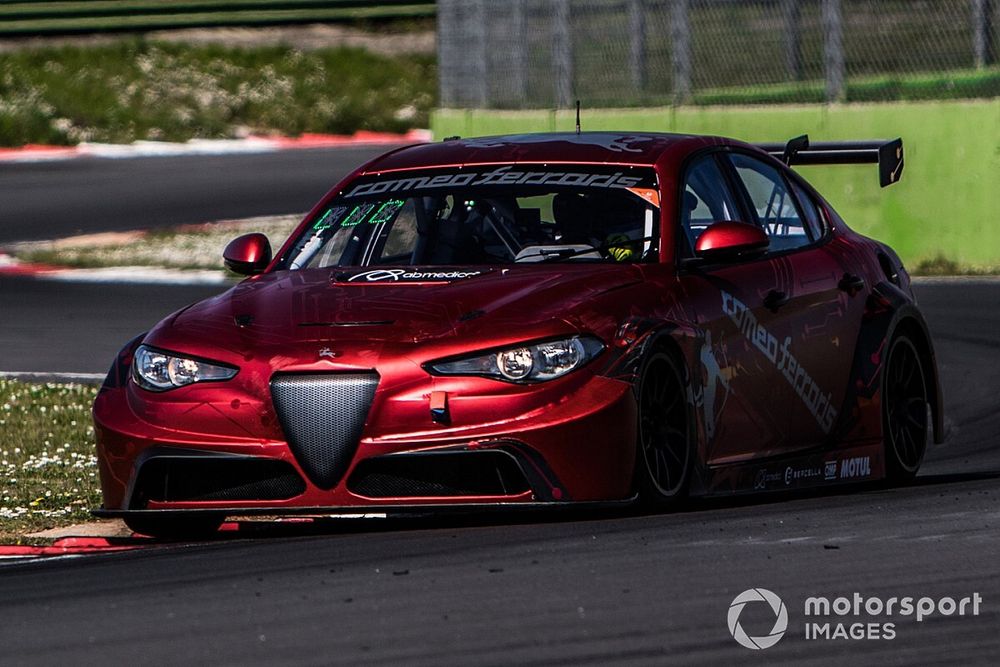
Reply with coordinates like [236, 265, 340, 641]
[756, 135, 904, 187]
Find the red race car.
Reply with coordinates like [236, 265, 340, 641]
[93, 132, 943, 537]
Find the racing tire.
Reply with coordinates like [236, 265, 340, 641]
[634, 351, 693, 508]
[882, 334, 929, 484]
[124, 514, 225, 540]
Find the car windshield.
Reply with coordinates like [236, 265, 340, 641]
[280, 165, 660, 269]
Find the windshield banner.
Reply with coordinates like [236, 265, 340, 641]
[342, 165, 656, 199]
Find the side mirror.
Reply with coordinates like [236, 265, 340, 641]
[694, 222, 768, 262]
[223, 233, 272, 275]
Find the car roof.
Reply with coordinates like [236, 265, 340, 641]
[361, 132, 737, 173]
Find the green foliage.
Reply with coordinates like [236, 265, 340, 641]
[912, 255, 1000, 277]
[0, 40, 436, 146]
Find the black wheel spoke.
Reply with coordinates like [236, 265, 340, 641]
[900, 357, 916, 389]
[897, 425, 910, 459]
[901, 428, 917, 465]
[656, 449, 672, 490]
[654, 440, 683, 465]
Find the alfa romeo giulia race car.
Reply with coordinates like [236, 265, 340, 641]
[92, 132, 943, 537]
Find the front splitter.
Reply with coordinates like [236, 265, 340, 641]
[92, 496, 639, 520]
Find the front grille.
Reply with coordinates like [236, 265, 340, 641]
[270, 373, 379, 489]
[130, 457, 305, 507]
[347, 451, 531, 498]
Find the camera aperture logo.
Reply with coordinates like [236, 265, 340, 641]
[728, 588, 788, 650]
[727, 589, 984, 649]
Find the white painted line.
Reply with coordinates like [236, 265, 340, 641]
[78, 138, 280, 159]
[0, 371, 106, 383]
[44, 267, 230, 285]
[0, 130, 431, 163]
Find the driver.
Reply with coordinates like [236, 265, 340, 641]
[605, 234, 635, 262]
[553, 191, 642, 262]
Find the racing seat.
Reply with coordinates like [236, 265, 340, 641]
[428, 201, 476, 264]
[553, 192, 600, 246]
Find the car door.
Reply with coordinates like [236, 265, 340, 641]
[675, 152, 796, 465]
[723, 152, 868, 451]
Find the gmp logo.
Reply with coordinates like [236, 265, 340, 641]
[727, 588, 788, 650]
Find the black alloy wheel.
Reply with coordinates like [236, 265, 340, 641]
[636, 351, 692, 506]
[882, 334, 928, 482]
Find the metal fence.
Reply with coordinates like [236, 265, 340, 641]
[438, 0, 999, 108]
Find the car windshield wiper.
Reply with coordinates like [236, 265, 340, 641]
[539, 235, 658, 263]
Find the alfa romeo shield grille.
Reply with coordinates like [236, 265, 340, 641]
[270, 373, 379, 489]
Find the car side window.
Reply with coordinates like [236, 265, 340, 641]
[679, 154, 744, 257]
[729, 154, 811, 252]
[788, 178, 825, 240]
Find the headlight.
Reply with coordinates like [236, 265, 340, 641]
[132, 345, 237, 392]
[428, 336, 604, 383]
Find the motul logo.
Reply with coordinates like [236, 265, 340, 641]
[839, 456, 871, 479]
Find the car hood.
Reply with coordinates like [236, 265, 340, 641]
[148, 265, 644, 359]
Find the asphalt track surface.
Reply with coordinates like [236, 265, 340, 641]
[0, 278, 998, 665]
[0, 146, 390, 243]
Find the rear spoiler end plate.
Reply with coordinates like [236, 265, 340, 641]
[756, 135, 904, 187]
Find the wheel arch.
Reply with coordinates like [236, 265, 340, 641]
[631, 322, 699, 398]
[837, 281, 944, 446]
[622, 320, 714, 495]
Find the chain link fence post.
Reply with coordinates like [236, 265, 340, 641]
[822, 0, 845, 103]
[437, 0, 453, 107]
[783, 0, 803, 81]
[553, 0, 574, 108]
[973, 0, 996, 68]
[472, 0, 488, 107]
[671, 0, 691, 104]
[511, 0, 529, 105]
[629, 0, 647, 94]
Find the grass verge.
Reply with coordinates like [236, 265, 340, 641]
[0, 39, 435, 146]
[0, 379, 101, 542]
[691, 67, 1000, 106]
[912, 256, 1000, 277]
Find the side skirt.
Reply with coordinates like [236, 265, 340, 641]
[693, 441, 884, 497]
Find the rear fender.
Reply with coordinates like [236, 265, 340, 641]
[833, 281, 944, 445]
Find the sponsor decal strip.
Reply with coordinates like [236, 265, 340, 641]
[343, 166, 647, 198]
[753, 454, 873, 491]
[722, 290, 837, 433]
[340, 268, 485, 283]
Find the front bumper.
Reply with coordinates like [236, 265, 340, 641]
[93, 369, 638, 512]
